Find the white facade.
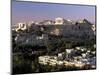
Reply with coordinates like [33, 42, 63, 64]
[65, 49, 73, 54]
[28, 21, 34, 27]
[55, 17, 64, 25]
[16, 23, 27, 31]
[43, 20, 54, 25]
[55, 17, 72, 25]
[92, 24, 96, 34]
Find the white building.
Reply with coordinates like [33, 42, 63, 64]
[41, 20, 54, 25]
[28, 21, 35, 27]
[38, 56, 50, 65]
[75, 47, 81, 50]
[65, 49, 73, 54]
[55, 17, 72, 25]
[75, 47, 87, 51]
[55, 17, 64, 25]
[15, 23, 27, 31]
[82, 53, 87, 58]
[92, 24, 95, 31]
[92, 24, 96, 34]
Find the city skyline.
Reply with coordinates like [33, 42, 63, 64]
[12, 1, 96, 25]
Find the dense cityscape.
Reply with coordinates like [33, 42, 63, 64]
[12, 17, 96, 74]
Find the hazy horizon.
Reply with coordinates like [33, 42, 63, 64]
[12, 1, 96, 25]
